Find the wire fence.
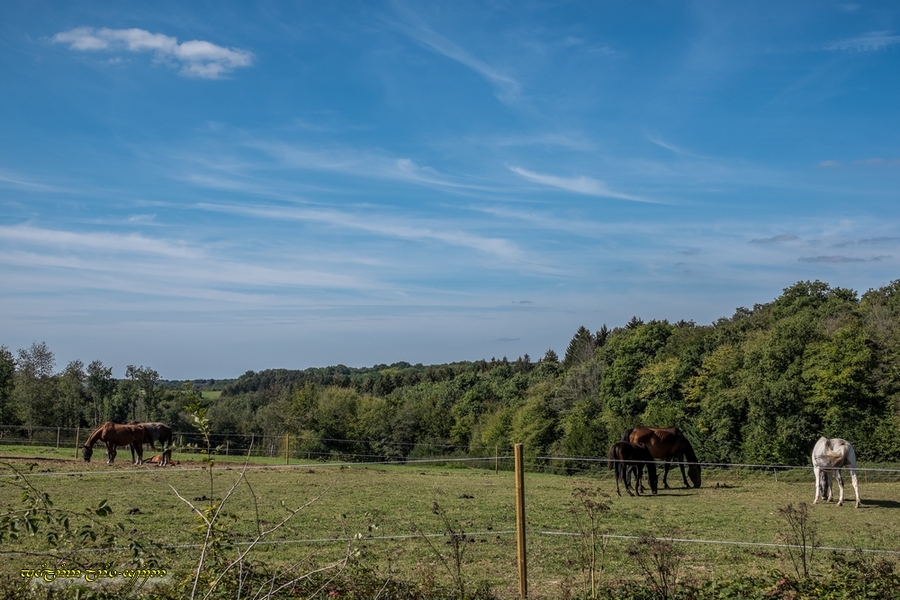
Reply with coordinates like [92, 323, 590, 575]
[3, 424, 900, 481]
[0, 424, 488, 464]
[0, 425, 900, 477]
[5, 529, 900, 559]
[3, 429, 900, 591]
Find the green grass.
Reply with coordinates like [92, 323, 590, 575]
[2, 453, 899, 599]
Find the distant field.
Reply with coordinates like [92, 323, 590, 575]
[3, 452, 899, 599]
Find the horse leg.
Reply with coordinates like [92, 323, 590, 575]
[623, 464, 635, 496]
[813, 466, 823, 504]
[679, 460, 690, 488]
[105, 442, 116, 465]
[834, 470, 845, 506]
[131, 441, 144, 465]
[662, 460, 672, 489]
[849, 469, 860, 508]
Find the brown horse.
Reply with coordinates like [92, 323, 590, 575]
[608, 441, 658, 497]
[625, 426, 701, 489]
[130, 421, 173, 466]
[82, 422, 146, 465]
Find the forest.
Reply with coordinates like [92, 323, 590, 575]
[3, 279, 900, 467]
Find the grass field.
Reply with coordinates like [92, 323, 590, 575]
[3, 447, 900, 599]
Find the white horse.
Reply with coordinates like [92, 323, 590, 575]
[812, 437, 860, 508]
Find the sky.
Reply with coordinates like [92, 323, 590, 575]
[1, 1, 899, 380]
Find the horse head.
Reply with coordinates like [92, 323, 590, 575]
[688, 462, 702, 488]
[82, 445, 93, 462]
[646, 460, 659, 495]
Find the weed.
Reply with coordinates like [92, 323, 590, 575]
[416, 501, 472, 599]
[777, 502, 818, 580]
[625, 534, 684, 600]
[568, 486, 611, 598]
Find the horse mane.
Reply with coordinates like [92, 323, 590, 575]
[679, 436, 698, 463]
[620, 428, 635, 442]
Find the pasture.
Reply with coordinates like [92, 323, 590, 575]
[2, 449, 900, 599]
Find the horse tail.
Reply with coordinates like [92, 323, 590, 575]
[608, 443, 618, 470]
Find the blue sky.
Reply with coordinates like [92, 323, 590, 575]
[2, 1, 899, 379]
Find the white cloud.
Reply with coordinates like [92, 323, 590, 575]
[825, 31, 900, 52]
[508, 165, 659, 203]
[51, 27, 254, 79]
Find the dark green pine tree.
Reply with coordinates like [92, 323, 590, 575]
[564, 326, 597, 369]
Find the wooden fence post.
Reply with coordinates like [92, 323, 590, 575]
[56, 427, 60, 450]
[285, 433, 289, 465]
[515, 443, 528, 599]
[74, 427, 80, 459]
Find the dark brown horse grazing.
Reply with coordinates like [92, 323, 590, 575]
[625, 426, 701, 489]
[130, 422, 173, 466]
[82, 422, 146, 465]
[608, 441, 658, 497]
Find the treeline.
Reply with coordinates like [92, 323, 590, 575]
[0, 345, 230, 433]
[3, 280, 900, 466]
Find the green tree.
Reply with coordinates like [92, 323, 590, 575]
[124, 365, 161, 421]
[85, 360, 116, 425]
[510, 381, 559, 459]
[599, 320, 674, 422]
[58, 360, 87, 428]
[564, 326, 596, 369]
[13, 342, 58, 431]
[0, 346, 16, 426]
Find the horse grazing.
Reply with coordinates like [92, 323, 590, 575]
[608, 441, 658, 497]
[812, 437, 860, 508]
[626, 426, 701, 489]
[82, 422, 145, 465]
[131, 422, 173, 466]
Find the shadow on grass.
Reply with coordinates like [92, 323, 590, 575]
[857, 499, 900, 509]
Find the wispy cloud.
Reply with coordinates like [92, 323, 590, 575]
[0, 169, 68, 193]
[0, 225, 374, 294]
[51, 27, 254, 78]
[254, 142, 494, 192]
[645, 134, 697, 157]
[0, 224, 200, 258]
[194, 202, 527, 263]
[824, 31, 900, 52]
[818, 158, 900, 168]
[508, 165, 658, 203]
[796, 255, 888, 263]
[833, 237, 900, 248]
[750, 234, 799, 244]
[388, 5, 520, 103]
